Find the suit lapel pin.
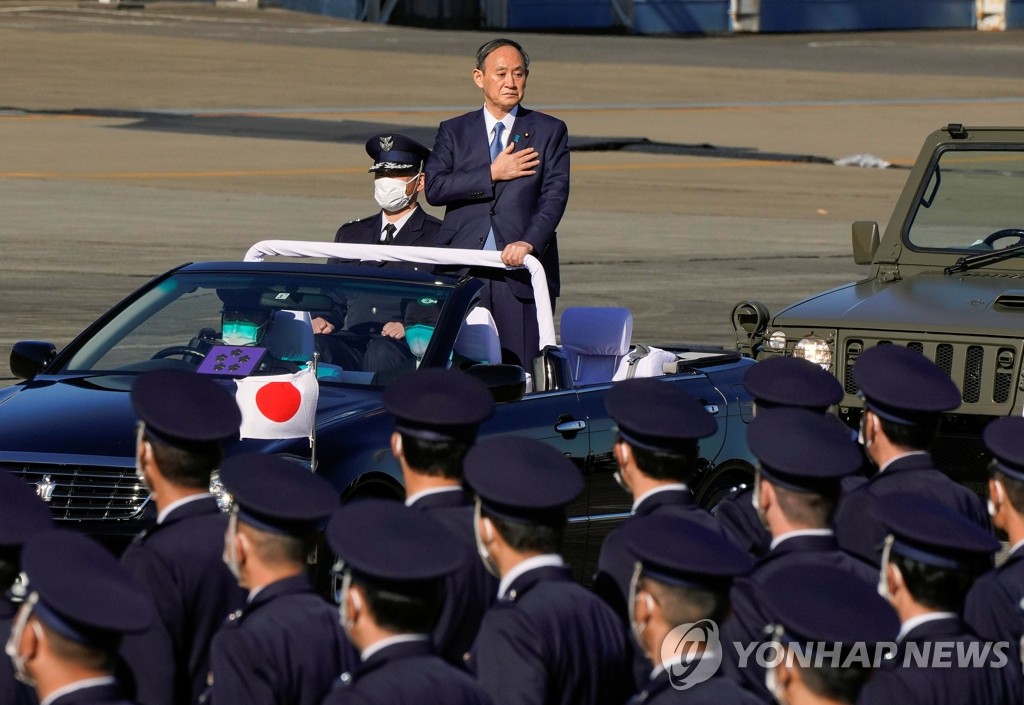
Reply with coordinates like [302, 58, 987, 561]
[524, 132, 530, 139]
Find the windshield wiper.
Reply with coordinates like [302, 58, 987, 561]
[944, 243, 1024, 274]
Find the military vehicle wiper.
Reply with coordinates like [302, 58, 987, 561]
[945, 243, 1024, 274]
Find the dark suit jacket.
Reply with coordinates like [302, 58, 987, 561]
[629, 665, 764, 705]
[468, 565, 630, 705]
[425, 107, 569, 298]
[120, 496, 246, 705]
[47, 681, 138, 705]
[833, 452, 991, 566]
[964, 545, 1024, 645]
[1, 600, 37, 705]
[322, 640, 493, 705]
[331, 206, 442, 271]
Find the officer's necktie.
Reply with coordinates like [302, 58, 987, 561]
[380, 223, 397, 244]
[484, 122, 505, 250]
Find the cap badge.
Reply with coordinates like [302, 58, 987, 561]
[379, 136, 394, 151]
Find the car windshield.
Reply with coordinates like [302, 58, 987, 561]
[907, 147, 1024, 252]
[58, 270, 455, 386]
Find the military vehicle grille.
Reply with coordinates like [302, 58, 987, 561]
[843, 339, 1016, 406]
[1, 463, 147, 521]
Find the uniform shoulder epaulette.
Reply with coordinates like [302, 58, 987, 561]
[342, 214, 377, 226]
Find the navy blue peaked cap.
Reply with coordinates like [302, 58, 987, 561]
[366, 133, 431, 173]
[605, 378, 716, 453]
[22, 529, 154, 647]
[623, 514, 751, 588]
[132, 369, 241, 446]
[853, 345, 960, 425]
[761, 565, 898, 646]
[984, 417, 1024, 482]
[0, 471, 52, 547]
[749, 408, 862, 492]
[878, 492, 998, 570]
[464, 437, 583, 523]
[327, 498, 463, 587]
[744, 356, 843, 412]
[220, 453, 337, 536]
[383, 368, 495, 443]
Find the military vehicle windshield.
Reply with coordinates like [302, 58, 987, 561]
[907, 148, 1024, 252]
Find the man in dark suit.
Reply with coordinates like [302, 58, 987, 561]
[858, 493, 1020, 705]
[964, 416, 1024, 645]
[204, 454, 355, 705]
[317, 133, 442, 372]
[382, 368, 497, 667]
[719, 408, 876, 700]
[120, 369, 245, 705]
[323, 500, 493, 705]
[463, 437, 630, 705]
[425, 38, 570, 368]
[832, 345, 990, 565]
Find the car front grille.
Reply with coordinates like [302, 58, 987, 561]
[2, 462, 149, 521]
[842, 337, 1018, 409]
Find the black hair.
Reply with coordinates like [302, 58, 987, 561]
[772, 483, 838, 527]
[400, 433, 471, 480]
[801, 662, 874, 705]
[485, 510, 564, 555]
[475, 38, 530, 72]
[361, 580, 443, 635]
[144, 431, 222, 490]
[641, 575, 730, 626]
[991, 464, 1024, 514]
[630, 443, 700, 485]
[878, 416, 940, 451]
[891, 553, 976, 613]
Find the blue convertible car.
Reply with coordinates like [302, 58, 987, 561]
[1, 243, 756, 581]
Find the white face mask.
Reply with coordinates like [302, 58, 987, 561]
[5, 593, 39, 687]
[135, 423, 150, 492]
[765, 661, 787, 705]
[627, 562, 649, 649]
[335, 566, 359, 638]
[222, 510, 243, 585]
[473, 500, 501, 579]
[374, 175, 418, 213]
[751, 470, 768, 530]
[989, 480, 1005, 519]
[877, 535, 895, 601]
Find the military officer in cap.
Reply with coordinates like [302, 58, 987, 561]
[323, 499, 493, 705]
[382, 368, 497, 667]
[720, 408, 876, 700]
[593, 378, 722, 689]
[6, 529, 155, 705]
[621, 514, 758, 705]
[0, 471, 52, 705]
[715, 356, 846, 559]
[833, 345, 989, 565]
[315, 133, 442, 372]
[204, 454, 354, 705]
[464, 437, 631, 705]
[120, 369, 245, 705]
[758, 566, 899, 705]
[859, 492, 1020, 705]
[964, 416, 1024, 645]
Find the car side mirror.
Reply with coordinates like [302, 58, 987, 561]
[11, 340, 57, 380]
[463, 363, 527, 403]
[852, 221, 880, 265]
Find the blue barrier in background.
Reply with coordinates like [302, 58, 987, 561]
[759, 0, 975, 32]
[505, 0, 616, 29]
[632, 0, 730, 33]
[1008, 0, 1024, 28]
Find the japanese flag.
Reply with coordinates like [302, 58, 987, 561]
[234, 365, 319, 441]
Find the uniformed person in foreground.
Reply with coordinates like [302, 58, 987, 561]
[715, 355, 845, 559]
[120, 369, 244, 705]
[203, 454, 354, 705]
[593, 378, 722, 689]
[382, 368, 497, 667]
[720, 408, 876, 699]
[758, 565, 899, 705]
[5, 529, 155, 705]
[621, 514, 758, 705]
[833, 344, 990, 565]
[464, 437, 631, 705]
[965, 416, 1024, 644]
[323, 499, 493, 705]
[858, 492, 1021, 705]
[0, 470, 52, 705]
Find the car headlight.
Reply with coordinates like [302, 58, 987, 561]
[793, 336, 833, 370]
[209, 469, 234, 512]
[766, 330, 787, 351]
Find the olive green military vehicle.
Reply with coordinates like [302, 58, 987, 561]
[732, 124, 1024, 485]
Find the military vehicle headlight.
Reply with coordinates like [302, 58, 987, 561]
[766, 331, 787, 351]
[794, 337, 833, 370]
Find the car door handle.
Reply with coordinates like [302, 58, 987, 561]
[703, 404, 720, 415]
[555, 419, 587, 434]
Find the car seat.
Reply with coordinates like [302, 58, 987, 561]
[559, 307, 633, 386]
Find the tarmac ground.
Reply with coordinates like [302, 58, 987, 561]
[4, 3, 1024, 384]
